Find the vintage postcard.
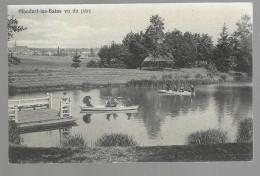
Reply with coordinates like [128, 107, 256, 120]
[8, 3, 253, 163]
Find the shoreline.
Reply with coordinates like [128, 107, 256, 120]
[9, 79, 252, 95]
[9, 142, 253, 163]
[8, 64, 251, 95]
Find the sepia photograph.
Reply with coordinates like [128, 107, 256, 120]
[7, 3, 253, 163]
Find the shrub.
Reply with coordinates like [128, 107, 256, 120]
[60, 134, 86, 148]
[95, 133, 138, 147]
[187, 129, 228, 145]
[86, 60, 100, 68]
[9, 120, 23, 145]
[9, 85, 18, 96]
[236, 118, 253, 142]
[183, 74, 190, 79]
[126, 78, 219, 88]
[71, 62, 80, 68]
[195, 73, 203, 79]
[220, 74, 227, 81]
[233, 72, 247, 82]
[150, 75, 157, 80]
[207, 72, 214, 78]
[162, 74, 172, 80]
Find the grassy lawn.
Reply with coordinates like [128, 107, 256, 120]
[9, 142, 252, 163]
[9, 55, 220, 88]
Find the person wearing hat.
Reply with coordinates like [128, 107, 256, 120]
[172, 84, 178, 92]
[105, 98, 112, 107]
[189, 84, 195, 93]
[62, 92, 68, 101]
[85, 96, 93, 107]
[180, 85, 185, 92]
[110, 98, 118, 107]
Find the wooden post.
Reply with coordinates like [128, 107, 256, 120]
[14, 105, 18, 123]
[49, 94, 53, 109]
[60, 100, 63, 118]
[69, 99, 72, 117]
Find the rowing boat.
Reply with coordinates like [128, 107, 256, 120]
[80, 105, 139, 112]
[158, 90, 195, 95]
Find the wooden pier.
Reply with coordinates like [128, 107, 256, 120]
[8, 93, 76, 131]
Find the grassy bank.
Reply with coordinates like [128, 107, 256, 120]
[9, 55, 248, 95]
[9, 142, 252, 163]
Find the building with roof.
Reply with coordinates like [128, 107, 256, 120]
[142, 53, 174, 69]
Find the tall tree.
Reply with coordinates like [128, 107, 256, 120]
[90, 48, 95, 57]
[232, 14, 252, 72]
[98, 45, 110, 66]
[8, 16, 27, 96]
[213, 24, 235, 72]
[8, 16, 27, 41]
[194, 33, 214, 64]
[122, 32, 148, 69]
[182, 32, 198, 67]
[97, 41, 122, 66]
[71, 51, 81, 68]
[8, 16, 27, 66]
[164, 30, 184, 67]
[145, 15, 168, 57]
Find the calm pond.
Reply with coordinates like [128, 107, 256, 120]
[10, 82, 252, 147]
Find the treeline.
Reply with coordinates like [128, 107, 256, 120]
[96, 14, 252, 73]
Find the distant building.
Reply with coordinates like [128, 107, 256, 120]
[57, 46, 60, 56]
[10, 40, 33, 55]
[47, 51, 54, 56]
[142, 54, 174, 69]
[13, 41, 30, 52]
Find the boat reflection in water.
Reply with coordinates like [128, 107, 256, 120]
[82, 110, 137, 123]
[126, 113, 132, 120]
[83, 114, 92, 124]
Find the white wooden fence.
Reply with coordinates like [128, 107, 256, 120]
[59, 99, 72, 118]
[8, 93, 73, 122]
[8, 93, 53, 122]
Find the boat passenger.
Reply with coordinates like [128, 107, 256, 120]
[166, 82, 170, 91]
[85, 97, 93, 107]
[189, 85, 195, 93]
[180, 85, 185, 92]
[106, 114, 111, 121]
[105, 99, 112, 107]
[62, 92, 68, 101]
[172, 84, 178, 92]
[110, 98, 118, 107]
[125, 98, 132, 107]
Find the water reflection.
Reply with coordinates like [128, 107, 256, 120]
[126, 113, 132, 120]
[14, 83, 252, 147]
[59, 127, 72, 144]
[83, 114, 92, 124]
[82, 112, 135, 123]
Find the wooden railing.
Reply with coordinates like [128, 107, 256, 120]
[8, 93, 73, 123]
[8, 93, 53, 122]
[60, 98, 72, 118]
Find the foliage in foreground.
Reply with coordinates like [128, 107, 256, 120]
[127, 77, 219, 88]
[187, 129, 228, 145]
[9, 142, 253, 163]
[9, 85, 18, 96]
[60, 134, 87, 148]
[95, 133, 138, 147]
[236, 118, 253, 142]
[9, 120, 23, 145]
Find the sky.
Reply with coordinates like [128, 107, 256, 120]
[8, 3, 252, 48]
